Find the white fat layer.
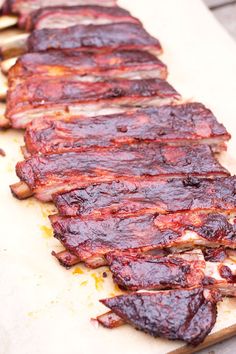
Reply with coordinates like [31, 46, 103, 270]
[37, 16, 136, 29]
[205, 262, 225, 281]
[11, 97, 177, 128]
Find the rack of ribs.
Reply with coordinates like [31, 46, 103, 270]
[10, 144, 229, 202]
[106, 250, 236, 296]
[50, 211, 236, 268]
[23, 103, 230, 157]
[53, 176, 236, 218]
[96, 288, 220, 346]
[8, 50, 167, 81]
[0, 22, 162, 59]
[6, 77, 179, 128]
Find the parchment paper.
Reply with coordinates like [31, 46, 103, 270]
[1, 1, 236, 353]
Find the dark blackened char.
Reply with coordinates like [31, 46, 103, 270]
[24, 5, 140, 31]
[24, 103, 230, 156]
[106, 250, 236, 294]
[99, 288, 220, 345]
[50, 211, 236, 265]
[53, 176, 235, 217]
[9, 50, 167, 82]
[27, 23, 162, 56]
[13, 144, 229, 201]
[6, 78, 179, 128]
[203, 247, 228, 262]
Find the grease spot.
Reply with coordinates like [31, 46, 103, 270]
[40, 204, 56, 219]
[91, 272, 104, 291]
[80, 280, 88, 287]
[40, 225, 53, 238]
[6, 163, 13, 173]
[73, 267, 84, 275]
[27, 311, 38, 318]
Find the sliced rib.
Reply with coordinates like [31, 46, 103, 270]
[2, 0, 118, 20]
[6, 77, 179, 128]
[23, 103, 230, 156]
[23, 5, 140, 30]
[0, 22, 162, 59]
[50, 211, 236, 268]
[106, 250, 236, 295]
[8, 50, 167, 82]
[97, 288, 220, 345]
[53, 176, 236, 217]
[27, 23, 162, 55]
[10, 144, 229, 201]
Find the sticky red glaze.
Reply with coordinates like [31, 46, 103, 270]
[6, 77, 179, 121]
[100, 288, 220, 345]
[24, 103, 230, 155]
[155, 211, 236, 247]
[9, 50, 167, 81]
[50, 213, 182, 260]
[53, 176, 235, 217]
[27, 23, 162, 54]
[203, 247, 228, 262]
[24, 5, 140, 30]
[50, 211, 236, 262]
[106, 252, 205, 290]
[15, 144, 229, 201]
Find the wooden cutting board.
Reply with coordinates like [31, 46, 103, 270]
[1, 1, 236, 353]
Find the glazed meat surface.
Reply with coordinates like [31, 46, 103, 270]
[23, 5, 140, 30]
[12, 144, 229, 201]
[50, 211, 236, 267]
[106, 250, 236, 295]
[9, 50, 167, 83]
[98, 288, 220, 345]
[23, 103, 230, 156]
[27, 23, 162, 56]
[6, 78, 179, 128]
[2, 0, 117, 22]
[53, 176, 236, 217]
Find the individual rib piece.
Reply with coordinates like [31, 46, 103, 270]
[53, 176, 236, 217]
[23, 5, 140, 30]
[2, 0, 118, 21]
[97, 288, 220, 345]
[8, 50, 167, 82]
[11, 144, 229, 201]
[106, 250, 236, 295]
[27, 23, 162, 55]
[23, 103, 230, 157]
[50, 211, 236, 268]
[6, 78, 179, 128]
[0, 22, 162, 59]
